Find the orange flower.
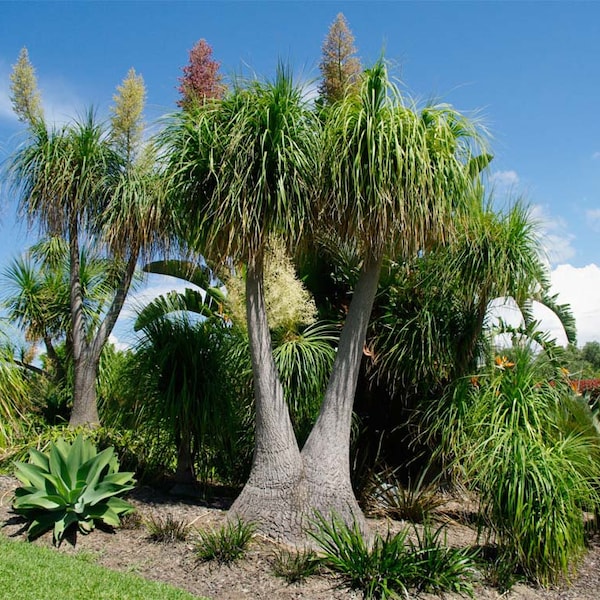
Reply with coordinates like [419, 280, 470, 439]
[495, 355, 515, 370]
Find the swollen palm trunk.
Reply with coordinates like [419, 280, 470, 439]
[231, 257, 381, 544]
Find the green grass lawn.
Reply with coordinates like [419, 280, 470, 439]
[0, 535, 207, 600]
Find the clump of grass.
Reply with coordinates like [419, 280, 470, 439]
[195, 518, 255, 565]
[272, 548, 319, 583]
[146, 513, 190, 543]
[120, 510, 143, 530]
[426, 347, 600, 586]
[309, 513, 477, 599]
[366, 466, 444, 523]
[409, 521, 479, 595]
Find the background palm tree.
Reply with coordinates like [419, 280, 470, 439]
[5, 111, 166, 427]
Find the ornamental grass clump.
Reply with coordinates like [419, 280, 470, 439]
[428, 346, 600, 586]
[12, 434, 135, 545]
[309, 513, 477, 599]
[194, 518, 255, 564]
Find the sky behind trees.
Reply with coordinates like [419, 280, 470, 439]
[0, 1, 599, 344]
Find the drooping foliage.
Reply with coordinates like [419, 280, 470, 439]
[5, 56, 167, 426]
[426, 346, 600, 585]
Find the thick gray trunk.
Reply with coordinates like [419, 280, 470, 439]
[231, 254, 383, 544]
[229, 259, 305, 541]
[301, 253, 383, 530]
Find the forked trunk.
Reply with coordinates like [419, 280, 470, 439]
[229, 259, 306, 542]
[231, 254, 383, 544]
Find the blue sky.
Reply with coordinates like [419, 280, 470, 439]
[0, 0, 599, 345]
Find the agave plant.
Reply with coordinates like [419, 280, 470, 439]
[12, 434, 135, 545]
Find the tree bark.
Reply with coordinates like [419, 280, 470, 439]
[229, 258, 306, 542]
[67, 216, 100, 427]
[68, 229, 140, 427]
[231, 253, 383, 544]
[70, 352, 100, 426]
[301, 253, 383, 532]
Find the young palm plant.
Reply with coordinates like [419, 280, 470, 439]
[428, 345, 600, 585]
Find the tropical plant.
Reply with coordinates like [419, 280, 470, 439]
[194, 518, 256, 564]
[310, 513, 477, 599]
[5, 60, 167, 427]
[427, 345, 600, 585]
[0, 341, 32, 449]
[298, 59, 484, 538]
[160, 57, 484, 543]
[125, 314, 243, 485]
[12, 434, 135, 545]
[365, 466, 444, 522]
[310, 513, 416, 599]
[271, 548, 320, 583]
[146, 513, 190, 543]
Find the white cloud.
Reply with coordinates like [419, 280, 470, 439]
[592, 151, 600, 160]
[586, 208, 600, 232]
[537, 263, 600, 346]
[486, 263, 600, 348]
[529, 204, 576, 265]
[490, 170, 520, 188]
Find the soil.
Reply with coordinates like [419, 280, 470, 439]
[1, 475, 599, 600]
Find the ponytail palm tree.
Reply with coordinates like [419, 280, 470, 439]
[161, 66, 316, 539]
[6, 114, 165, 426]
[161, 61, 484, 542]
[298, 61, 484, 532]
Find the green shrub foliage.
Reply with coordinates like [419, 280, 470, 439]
[12, 434, 135, 545]
[427, 347, 600, 585]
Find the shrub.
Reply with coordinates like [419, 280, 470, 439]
[194, 518, 255, 564]
[409, 521, 478, 595]
[427, 347, 600, 585]
[12, 434, 135, 545]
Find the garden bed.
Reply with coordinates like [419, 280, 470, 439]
[1, 475, 599, 600]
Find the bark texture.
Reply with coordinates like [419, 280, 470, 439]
[68, 224, 139, 427]
[231, 255, 383, 544]
[229, 260, 306, 541]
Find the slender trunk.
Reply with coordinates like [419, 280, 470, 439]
[301, 253, 383, 529]
[69, 235, 139, 427]
[174, 428, 196, 484]
[91, 249, 139, 360]
[229, 257, 305, 541]
[70, 352, 100, 426]
[68, 216, 100, 427]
